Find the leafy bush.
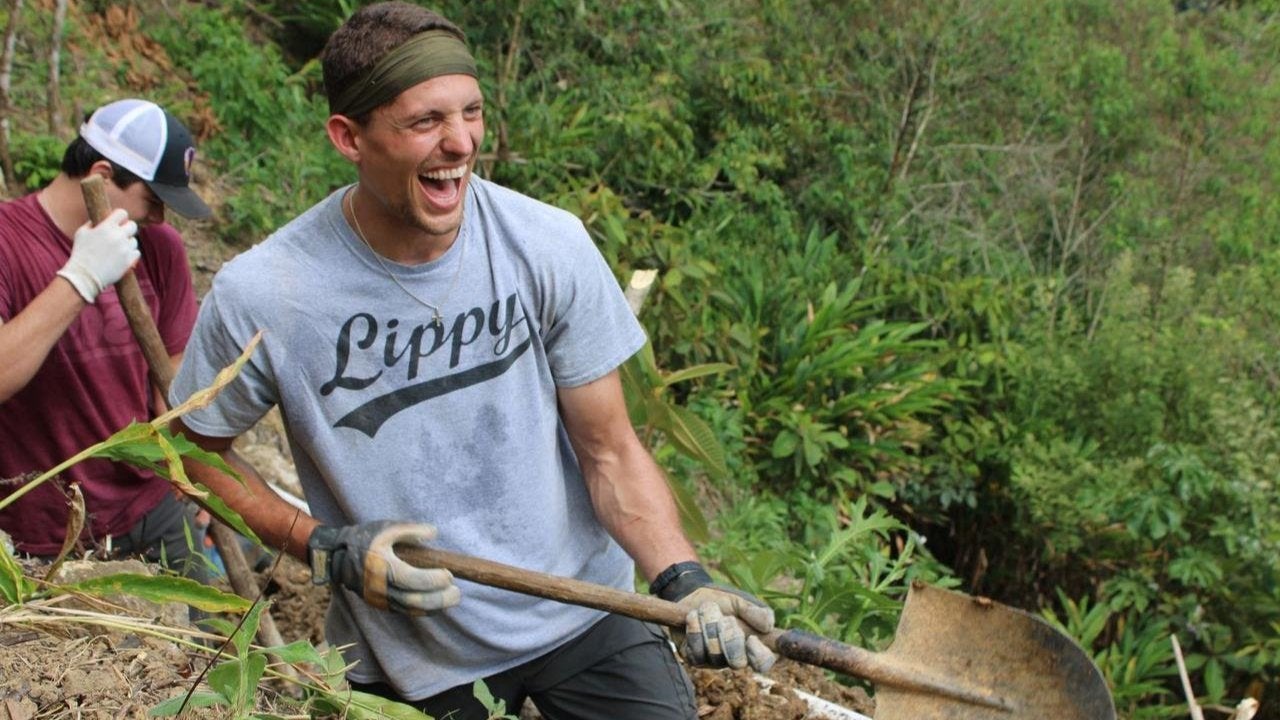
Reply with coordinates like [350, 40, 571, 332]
[146, 1, 352, 243]
[9, 132, 65, 190]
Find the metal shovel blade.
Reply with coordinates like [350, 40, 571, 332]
[871, 582, 1116, 720]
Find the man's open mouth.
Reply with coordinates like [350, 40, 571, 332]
[419, 165, 468, 207]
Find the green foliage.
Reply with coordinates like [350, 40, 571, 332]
[9, 132, 65, 190]
[713, 495, 955, 647]
[146, 1, 352, 242]
[151, 601, 434, 719]
[153, 603, 281, 718]
[0, 336, 264, 611]
[1042, 593, 1179, 719]
[620, 340, 733, 545]
[0, 540, 38, 605]
[727, 274, 964, 500]
[472, 680, 518, 720]
[621, 341, 733, 481]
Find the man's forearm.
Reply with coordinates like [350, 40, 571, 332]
[587, 439, 699, 581]
[0, 279, 85, 402]
[184, 447, 319, 562]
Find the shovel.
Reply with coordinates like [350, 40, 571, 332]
[400, 546, 1116, 719]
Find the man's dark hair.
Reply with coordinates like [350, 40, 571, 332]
[60, 136, 143, 188]
[320, 1, 466, 123]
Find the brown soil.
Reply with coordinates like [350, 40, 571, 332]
[0, 631, 219, 720]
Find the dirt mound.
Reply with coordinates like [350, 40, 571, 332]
[0, 631, 218, 720]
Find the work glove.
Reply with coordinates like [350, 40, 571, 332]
[651, 561, 777, 672]
[56, 208, 140, 303]
[307, 521, 460, 616]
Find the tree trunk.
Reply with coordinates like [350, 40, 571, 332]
[47, 0, 66, 133]
[0, 0, 23, 193]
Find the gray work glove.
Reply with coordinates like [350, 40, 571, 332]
[651, 561, 777, 672]
[56, 208, 139, 303]
[307, 521, 460, 615]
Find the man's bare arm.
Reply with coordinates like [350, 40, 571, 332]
[557, 369, 698, 582]
[171, 417, 318, 562]
[0, 280, 86, 402]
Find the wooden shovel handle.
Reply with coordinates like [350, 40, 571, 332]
[80, 175, 174, 392]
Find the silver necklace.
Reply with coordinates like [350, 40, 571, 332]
[345, 187, 464, 328]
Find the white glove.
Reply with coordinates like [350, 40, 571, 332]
[56, 208, 140, 303]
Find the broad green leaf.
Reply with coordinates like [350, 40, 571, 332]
[148, 690, 228, 716]
[630, 340, 663, 387]
[164, 430, 241, 484]
[261, 639, 326, 665]
[60, 573, 252, 613]
[1204, 657, 1225, 701]
[661, 362, 735, 388]
[473, 679, 505, 713]
[323, 645, 354, 685]
[241, 653, 269, 703]
[663, 404, 729, 480]
[666, 474, 711, 545]
[208, 656, 265, 712]
[155, 431, 203, 499]
[771, 431, 798, 458]
[232, 600, 269, 658]
[199, 616, 239, 637]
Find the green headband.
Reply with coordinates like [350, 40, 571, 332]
[331, 29, 478, 118]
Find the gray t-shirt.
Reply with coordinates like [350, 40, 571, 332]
[171, 177, 647, 699]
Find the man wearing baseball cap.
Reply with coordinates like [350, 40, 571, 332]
[0, 98, 212, 581]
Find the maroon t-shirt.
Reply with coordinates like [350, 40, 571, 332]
[0, 192, 197, 554]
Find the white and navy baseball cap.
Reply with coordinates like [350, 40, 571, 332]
[79, 99, 212, 219]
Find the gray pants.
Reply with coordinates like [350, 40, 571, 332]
[105, 492, 210, 586]
[351, 613, 697, 719]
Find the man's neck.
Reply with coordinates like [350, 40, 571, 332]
[36, 174, 91, 239]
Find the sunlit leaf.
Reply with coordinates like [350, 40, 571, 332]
[59, 573, 252, 613]
[0, 540, 37, 605]
[661, 362, 735, 388]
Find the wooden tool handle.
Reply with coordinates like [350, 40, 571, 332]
[80, 175, 175, 392]
[405, 546, 690, 626]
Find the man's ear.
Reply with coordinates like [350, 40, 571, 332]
[87, 159, 114, 183]
[326, 114, 362, 163]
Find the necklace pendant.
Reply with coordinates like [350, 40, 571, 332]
[432, 310, 444, 328]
